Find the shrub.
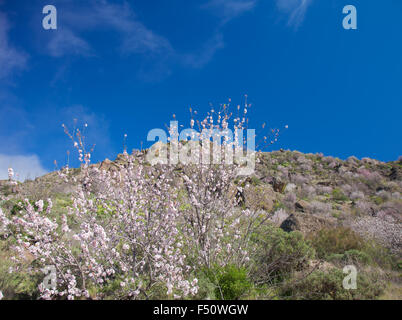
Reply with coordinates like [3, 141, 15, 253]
[350, 191, 365, 200]
[309, 201, 332, 215]
[332, 188, 348, 202]
[327, 249, 372, 266]
[291, 174, 309, 186]
[0, 241, 42, 300]
[250, 224, 315, 284]
[300, 184, 316, 199]
[204, 265, 252, 300]
[281, 268, 384, 300]
[354, 200, 374, 215]
[316, 185, 332, 195]
[309, 227, 365, 259]
[283, 192, 296, 209]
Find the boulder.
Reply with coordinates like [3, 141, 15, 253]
[389, 167, 401, 181]
[295, 200, 309, 212]
[280, 214, 300, 232]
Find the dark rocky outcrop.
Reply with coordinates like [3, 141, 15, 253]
[280, 214, 301, 232]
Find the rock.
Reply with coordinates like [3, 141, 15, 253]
[280, 214, 300, 232]
[98, 158, 120, 172]
[285, 183, 297, 193]
[271, 177, 286, 193]
[389, 167, 401, 181]
[295, 200, 309, 212]
[317, 180, 332, 186]
[99, 158, 112, 169]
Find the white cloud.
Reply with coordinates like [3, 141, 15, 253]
[48, 1, 173, 57]
[47, 29, 92, 57]
[276, 0, 313, 27]
[0, 12, 27, 79]
[0, 154, 47, 181]
[202, 0, 257, 23]
[44, 0, 252, 78]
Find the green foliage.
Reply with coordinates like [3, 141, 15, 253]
[310, 227, 397, 270]
[250, 224, 315, 283]
[0, 199, 21, 215]
[309, 227, 364, 259]
[327, 249, 371, 265]
[361, 240, 398, 270]
[0, 183, 15, 197]
[272, 200, 285, 211]
[371, 195, 385, 205]
[332, 188, 348, 202]
[281, 268, 384, 300]
[249, 176, 262, 186]
[10, 202, 24, 215]
[204, 265, 252, 300]
[0, 242, 41, 300]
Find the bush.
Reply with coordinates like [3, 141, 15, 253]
[250, 224, 315, 284]
[332, 188, 348, 202]
[204, 265, 252, 300]
[309, 227, 365, 259]
[309, 227, 398, 270]
[281, 268, 384, 300]
[326, 249, 372, 265]
[0, 241, 42, 300]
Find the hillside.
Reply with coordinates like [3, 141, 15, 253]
[0, 150, 401, 300]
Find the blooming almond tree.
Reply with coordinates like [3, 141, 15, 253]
[2, 148, 197, 300]
[0, 100, 281, 300]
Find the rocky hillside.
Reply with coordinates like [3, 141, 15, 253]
[1, 150, 401, 300]
[4, 150, 400, 252]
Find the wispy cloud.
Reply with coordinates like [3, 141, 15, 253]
[0, 12, 27, 79]
[0, 154, 47, 181]
[182, 33, 225, 68]
[43, 1, 253, 80]
[47, 1, 173, 58]
[47, 29, 92, 57]
[202, 0, 257, 23]
[276, 0, 313, 27]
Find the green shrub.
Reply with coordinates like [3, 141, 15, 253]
[0, 242, 41, 300]
[250, 224, 315, 284]
[281, 268, 384, 300]
[327, 249, 371, 265]
[309, 227, 365, 259]
[371, 196, 384, 205]
[332, 188, 348, 202]
[310, 227, 398, 270]
[249, 176, 262, 186]
[204, 265, 252, 300]
[361, 241, 398, 270]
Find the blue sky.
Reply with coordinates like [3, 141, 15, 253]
[0, 0, 401, 180]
